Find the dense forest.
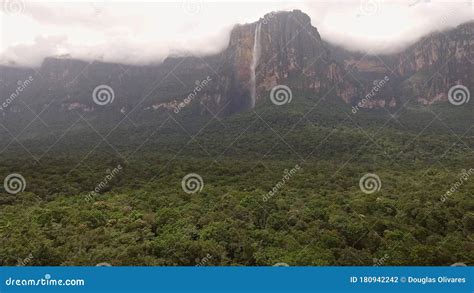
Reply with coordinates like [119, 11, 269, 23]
[0, 97, 473, 266]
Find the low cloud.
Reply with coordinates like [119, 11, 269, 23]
[305, 0, 474, 54]
[0, 0, 472, 67]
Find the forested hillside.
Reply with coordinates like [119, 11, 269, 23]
[1, 98, 473, 266]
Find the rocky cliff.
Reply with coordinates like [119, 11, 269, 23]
[209, 10, 359, 114]
[0, 10, 472, 120]
[330, 21, 474, 108]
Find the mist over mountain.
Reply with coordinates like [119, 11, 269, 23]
[1, 1, 473, 67]
[0, 9, 472, 124]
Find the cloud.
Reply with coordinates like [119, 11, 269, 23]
[303, 0, 474, 53]
[0, 0, 472, 67]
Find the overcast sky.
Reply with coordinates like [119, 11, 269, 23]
[0, 0, 473, 67]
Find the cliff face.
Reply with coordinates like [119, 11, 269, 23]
[197, 11, 473, 114]
[331, 21, 474, 108]
[397, 22, 473, 105]
[209, 10, 359, 114]
[0, 11, 472, 120]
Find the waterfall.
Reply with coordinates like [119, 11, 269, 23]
[250, 22, 262, 108]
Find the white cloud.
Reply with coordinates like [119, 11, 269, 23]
[0, 0, 472, 66]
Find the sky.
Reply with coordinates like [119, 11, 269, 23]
[0, 0, 473, 67]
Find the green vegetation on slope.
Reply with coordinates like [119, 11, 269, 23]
[0, 98, 473, 266]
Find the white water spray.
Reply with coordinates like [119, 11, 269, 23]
[250, 22, 262, 108]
